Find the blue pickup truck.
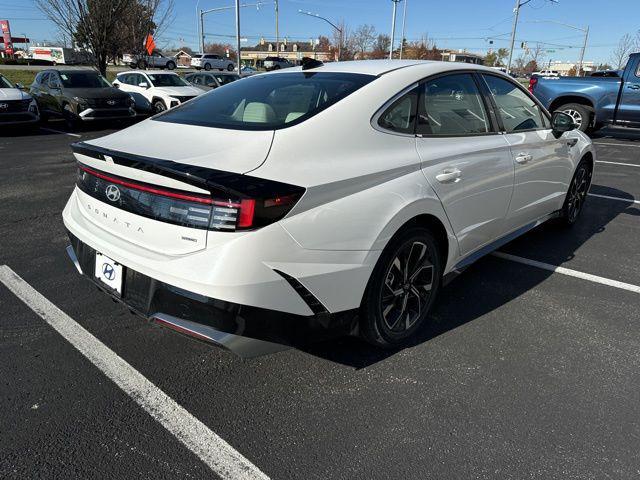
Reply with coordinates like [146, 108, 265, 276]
[531, 52, 640, 132]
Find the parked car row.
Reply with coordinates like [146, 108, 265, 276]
[0, 67, 248, 130]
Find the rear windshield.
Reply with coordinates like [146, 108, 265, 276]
[148, 74, 189, 87]
[59, 71, 111, 88]
[154, 72, 375, 130]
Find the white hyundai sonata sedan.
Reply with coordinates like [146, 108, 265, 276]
[63, 60, 595, 356]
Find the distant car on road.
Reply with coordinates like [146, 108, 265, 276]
[184, 72, 240, 91]
[29, 69, 135, 130]
[113, 71, 203, 112]
[531, 52, 640, 132]
[123, 52, 177, 70]
[263, 56, 294, 71]
[241, 65, 258, 75]
[190, 54, 235, 71]
[0, 73, 39, 127]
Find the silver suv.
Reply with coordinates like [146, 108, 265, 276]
[191, 54, 235, 71]
[123, 52, 176, 70]
[263, 56, 294, 71]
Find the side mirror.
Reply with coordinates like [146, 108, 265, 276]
[207, 82, 217, 88]
[113, 83, 119, 89]
[138, 82, 149, 88]
[551, 111, 576, 135]
[15, 82, 24, 90]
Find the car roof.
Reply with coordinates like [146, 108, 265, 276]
[267, 59, 501, 77]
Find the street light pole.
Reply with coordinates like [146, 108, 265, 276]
[275, 0, 279, 57]
[389, 0, 401, 59]
[399, 0, 407, 59]
[196, 0, 202, 53]
[297, 10, 342, 61]
[506, 0, 522, 74]
[235, 0, 241, 75]
[200, 9, 205, 53]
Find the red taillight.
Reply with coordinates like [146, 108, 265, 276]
[238, 199, 256, 228]
[528, 76, 538, 93]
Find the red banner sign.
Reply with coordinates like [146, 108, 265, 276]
[144, 34, 156, 56]
[0, 20, 14, 56]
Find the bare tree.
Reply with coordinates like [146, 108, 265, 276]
[611, 33, 634, 69]
[35, 0, 173, 75]
[352, 24, 376, 58]
[370, 34, 390, 59]
[527, 43, 546, 69]
[330, 20, 353, 61]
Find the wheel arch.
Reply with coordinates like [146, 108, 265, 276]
[549, 95, 595, 114]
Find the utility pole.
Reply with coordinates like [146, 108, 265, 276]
[389, 0, 401, 59]
[275, 0, 279, 56]
[399, 0, 407, 59]
[235, 0, 241, 75]
[506, 0, 523, 74]
[577, 25, 589, 76]
[200, 9, 205, 53]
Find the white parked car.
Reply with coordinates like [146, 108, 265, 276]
[112, 71, 203, 112]
[190, 53, 235, 71]
[534, 69, 560, 77]
[63, 60, 594, 356]
[0, 73, 39, 127]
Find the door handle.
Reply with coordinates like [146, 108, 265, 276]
[435, 168, 462, 183]
[627, 84, 640, 90]
[515, 153, 533, 164]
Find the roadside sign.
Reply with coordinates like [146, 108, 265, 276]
[144, 34, 156, 55]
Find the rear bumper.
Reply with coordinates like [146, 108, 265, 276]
[66, 233, 357, 357]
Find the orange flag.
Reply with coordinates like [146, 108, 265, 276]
[144, 34, 156, 55]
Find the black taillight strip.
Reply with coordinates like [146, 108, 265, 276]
[71, 141, 304, 200]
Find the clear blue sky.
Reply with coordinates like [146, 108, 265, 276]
[1, 0, 638, 65]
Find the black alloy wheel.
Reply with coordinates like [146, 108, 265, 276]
[360, 227, 442, 347]
[562, 161, 591, 225]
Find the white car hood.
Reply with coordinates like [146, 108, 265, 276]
[0, 88, 31, 101]
[84, 119, 274, 174]
[153, 86, 203, 97]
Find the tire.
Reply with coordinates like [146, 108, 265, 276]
[360, 227, 442, 348]
[204, 62, 211, 71]
[153, 99, 167, 113]
[63, 105, 80, 132]
[227, 63, 234, 71]
[167, 61, 176, 70]
[557, 103, 592, 133]
[137, 60, 147, 70]
[559, 159, 592, 226]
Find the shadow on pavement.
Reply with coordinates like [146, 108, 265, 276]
[302, 185, 637, 368]
[591, 127, 640, 142]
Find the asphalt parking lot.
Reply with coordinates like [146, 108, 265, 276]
[1, 123, 639, 479]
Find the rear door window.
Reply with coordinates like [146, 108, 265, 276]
[416, 73, 490, 136]
[378, 88, 418, 134]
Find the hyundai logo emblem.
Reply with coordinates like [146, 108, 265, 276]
[105, 184, 121, 202]
[102, 263, 116, 281]
[0, 103, 7, 109]
[106, 99, 116, 106]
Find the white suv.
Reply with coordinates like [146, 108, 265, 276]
[64, 61, 594, 357]
[191, 54, 235, 71]
[112, 71, 203, 112]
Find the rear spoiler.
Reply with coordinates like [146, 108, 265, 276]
[71, 141, 301, 200]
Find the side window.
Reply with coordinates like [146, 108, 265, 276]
[204, 74, 216, 86]
[417, 73, 490, 135]
[136, 74, 148, 86]
[481, 74, 548, 132]
[49, 74, 61, 88]
[378, 88, 418, 134]
[38, 72, 50, 85]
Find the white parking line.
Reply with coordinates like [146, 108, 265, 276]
[588, 193, 640, 205]
[596, 160, 640, 168]
[0, 265, 269, 480]
[492, 252, 640, 294]
[39, 127, 81, 138]
[593, 141, 640, 148]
